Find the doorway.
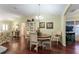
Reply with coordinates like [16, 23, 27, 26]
[75, 21, 79, 42]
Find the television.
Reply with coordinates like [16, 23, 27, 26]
[66, 26, 73, 32]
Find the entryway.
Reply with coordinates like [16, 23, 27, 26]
[75, 21, 79, 42]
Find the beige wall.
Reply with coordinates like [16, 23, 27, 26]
[0, 15, 62, 43]
[25, 15, 62, 35]
[0, 20, 13, 31]
[24, 15, 62, 42]
[0, 15, 62, 36]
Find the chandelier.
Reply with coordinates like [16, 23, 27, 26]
[35, 4, 44, 20]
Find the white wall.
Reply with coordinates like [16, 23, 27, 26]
[61, 15, 66, 46]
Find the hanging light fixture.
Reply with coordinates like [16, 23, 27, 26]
[35, 4, 44, 20]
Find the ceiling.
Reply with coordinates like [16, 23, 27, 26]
[0, 4, 67, 16]
[66, 4, 79, 15]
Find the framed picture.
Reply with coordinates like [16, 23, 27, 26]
[46, 22, 53, 29]
[39, 22, 45, 28]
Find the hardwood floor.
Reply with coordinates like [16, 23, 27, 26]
[2, 36, 79, 54]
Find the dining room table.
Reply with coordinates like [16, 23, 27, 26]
[37, 34, 52, 50]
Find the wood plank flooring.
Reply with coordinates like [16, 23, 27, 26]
[2, 36, 79, 54]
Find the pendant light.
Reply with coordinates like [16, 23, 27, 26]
[35, 4, 44, 20]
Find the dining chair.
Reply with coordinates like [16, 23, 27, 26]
[29, 32, 38, 52]
[41, 36, 52, 50]
[52, 32, 62, 45]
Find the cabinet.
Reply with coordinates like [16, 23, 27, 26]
[66, 32, 75, 45]
[66, 21, 75, 45]
[26, 19, 36, 34]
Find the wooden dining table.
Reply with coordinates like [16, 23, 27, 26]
[38, 34, 51, 41]
[37, 34, 52, 49]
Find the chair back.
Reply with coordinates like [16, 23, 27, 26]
[30, 32, 37, 42]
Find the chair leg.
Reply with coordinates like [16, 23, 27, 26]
[36, 45, 38, 52]
[34, 45, 38, 52]
[50, 41, 52, 50]
[57, 39, 59, 46]
[30, 44, 38, 52]
[30, 44, 31, 51]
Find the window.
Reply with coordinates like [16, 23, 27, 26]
[0, 24, 8, 32]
